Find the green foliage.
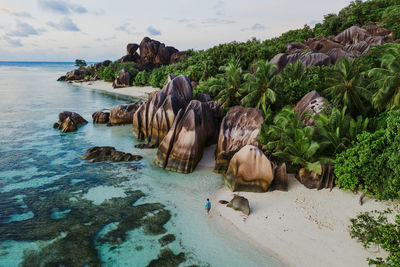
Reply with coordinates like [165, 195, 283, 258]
[382, 5, 400, 39]
[368, 44, 400, 111]
[259, 107, 322, 173]
[323, 58, 372, 116]
[75, 59, 86, 67]
[334, 110, 400, 200]
[350, 209, 400, 266]
[102, 62, 138, 84]
[133, 71, 150, 86]
[210, 58, 245, 108]
[241, 60, 282, 114]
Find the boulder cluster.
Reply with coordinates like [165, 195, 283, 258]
[271, 22, 395, 70]
[81, 146, 142, 162]
[53, 111, 87, 132]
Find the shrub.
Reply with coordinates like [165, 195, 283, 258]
[334, 110, 400, 200]
[134, 71, 150, 86]
[350, 209, 400, 266]
[102, 62, 138, 83]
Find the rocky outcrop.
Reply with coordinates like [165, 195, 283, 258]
[132, 75, 193, 147]
[294, 90, 329, 126]
[118, 54, 140, 63]
[112, 69, 130, 88]
[65, 69, 86, 81]
[297, 164, 335, 190]
[227, 195, 250, 215]
[92, 111, 110, 123]
[109, 101, 143, 125]
[139, 37, 178, 66]
[214, 106, 264, 173]
[127, 43, 139, 55]
[273, 23, 393, 70]
[54, 111, 87, 132]
[195, 93, 212, 102]
[154, 100, 221, 173]
[224, 145, 274, 192]
[169, 51, 187, 64]
[94, 60, 111, 69]
[81, 146, 142, 162]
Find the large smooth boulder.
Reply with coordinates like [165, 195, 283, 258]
[112, 69, 130, 88]
[214, 106, 264, 173]
[118, 53, 140, 63]
[92, 111, 110, 123]
[334, 26, 371, 45]
[110, 101, 143, 125]
[94, 60, 111, 69]
[224, 145, 274, 192]
[271, 52, 332, 70]
[294, 91, 329, 126]
[169, 51, 187, 64]
[306, 37, 343, 53]
[227, 195, 250, 215]
[139, 37, 179, 66]
[154, 100, 219, 173]
[362, 22, 391, 37]
[81, 146, 142, 162]
[54, 111, 87, 132]
[132, 75, 193, 147]
[65, 69, 86, 81]
[343, 41, 370, 55]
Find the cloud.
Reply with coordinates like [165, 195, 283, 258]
[240, 23, 266, 32]
[8, 21, 43, 37]
[146, 26, 161, 36]
[201, 18, 235, 25]
[38, 0, 87, 14]
[115, 23, 141, 35]
[2, 36, 23, 47]
[47, 17, 80, 31]
[0, 8, 32, 18]
[92, 9, 105, 16]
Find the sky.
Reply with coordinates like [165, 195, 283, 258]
[0, 0, 352, 62]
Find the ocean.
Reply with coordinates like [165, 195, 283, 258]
[0, 62, 282, 267]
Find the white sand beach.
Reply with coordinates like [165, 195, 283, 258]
[70, 80, 159, 100]
[215, 175, 399, 267]
[72, 81, 398, 267]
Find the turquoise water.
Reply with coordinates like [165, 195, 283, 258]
[0, 62, 283, 266]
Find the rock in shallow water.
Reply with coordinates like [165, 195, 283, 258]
[54, 111, 88, 132]
[225, 145, 274, 192]
[92, 111, 110, 123]
[214, 106, 264, 173]
[109, 101, 143, 125]
[227, 195, 250, 216]
[81, 146, 142, 162]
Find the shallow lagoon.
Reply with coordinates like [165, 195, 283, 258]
[0, 62, 283, 266]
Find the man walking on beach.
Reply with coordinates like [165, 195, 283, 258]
[205, 198, 211, 216]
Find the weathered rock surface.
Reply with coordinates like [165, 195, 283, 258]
[132, 75, 193, 147]
[214, 106, 264, 173]
[154, 100, 220, 173]
[127, 43, 139, 55]
[227, 195, 250, 215]
[139, 37, 178, 66]
[297, 164, 335, 190]
[169, 51, 187, 64]
[81, 146, 142, 162]
[118, 53, 140, 63]
[54, 111, 87, 132]
[112, 69, 130, 88]
[110, 101, 143, 125]
[224, 145, 274, 192]
[65, 69, 86, 81]
[92, 111, 110, 123]
[273, 23, 393, 70]
[270, 163, 288, 191]
[294, 90, 329, 126]
[94, 60, 111, 69]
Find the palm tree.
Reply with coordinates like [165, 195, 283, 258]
[314, 106, 369, 157]
[210, 58, 244, 108]
[240, 60, 282, 114]
[368, 46, 400, 111]
[323, 58, 372, 116]
[259, 107, 322, 174]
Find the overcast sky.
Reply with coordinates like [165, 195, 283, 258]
[0, 0, 352, 62]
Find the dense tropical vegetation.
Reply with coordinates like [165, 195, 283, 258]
[78, 1, 400, 264]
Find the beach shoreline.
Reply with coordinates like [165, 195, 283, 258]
[71, 80, 396, 267]
[68, 80, 159, 101]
